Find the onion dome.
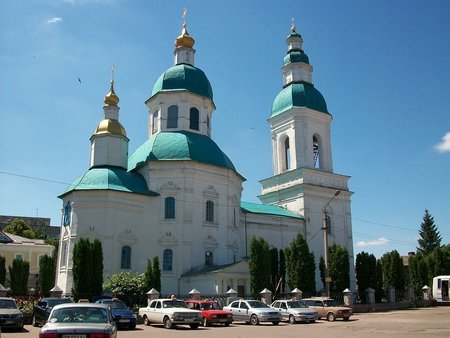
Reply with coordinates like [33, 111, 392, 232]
[175, 23, 195, 48]
[104, 80, 119, 106]
[93, 119, 127, 137]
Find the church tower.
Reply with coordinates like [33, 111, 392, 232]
[259, 22, 355, 290]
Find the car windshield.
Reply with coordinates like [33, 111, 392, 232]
[247, 301, 269, 308]
[101, 300, 127, 309]
[162, 300, 188, 309]
[0, 299, 17, 309]
[287, 301, 308, 308]
[50, 306, 109, 323]
[47, 298, 72, 307]
[323, 300, 337, 307]
[201, 302, 220, 310]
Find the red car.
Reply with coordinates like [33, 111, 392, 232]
[185, 300, 233, 327]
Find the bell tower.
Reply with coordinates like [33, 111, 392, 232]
[258, 21, 355, 291]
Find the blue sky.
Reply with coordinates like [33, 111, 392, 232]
[1, 0, 449, 259]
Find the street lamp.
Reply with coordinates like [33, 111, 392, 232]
[323, 190, 340, 297]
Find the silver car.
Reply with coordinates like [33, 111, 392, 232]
[223, 299, 281, 325]
[270, 299, 318, 323]
[39, 303, 118, 338]
[0, 297, 24, 331]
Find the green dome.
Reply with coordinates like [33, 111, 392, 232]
[283, 50, 309, 65]
[59, 166, 157, 197]
[271, 82, 329, 117]
[150, 64, 214, 102]
[128, 131, 237, 172]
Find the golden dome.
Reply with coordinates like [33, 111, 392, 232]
[175, 24, 195, 48]
[94, 119, 127, 137]
[104, 81, 120, 106]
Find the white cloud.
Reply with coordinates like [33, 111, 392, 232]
[357, 237, 389, 247]
[434, 132, 450, 153]
[46, 17, 63, 24]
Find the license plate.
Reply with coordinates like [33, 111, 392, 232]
[184, 319, 194, 322]
[219, 319, 228, 322]
[119, 319, 130, 323]
[62, 335, 86, 338]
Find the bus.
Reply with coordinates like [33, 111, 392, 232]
[432, 275, 450, 302]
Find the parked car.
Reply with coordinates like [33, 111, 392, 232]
[95, 298, 137, 329]
[185, 299, 233, 326]
[32, 297, 73, 327]
[38, 302, 118, 338]
[270, 299, 318, 323]
[0, 297, 24, 331]
[303, 297, 352, 321]
[139, 298, 202, 329]
[223, 299, 281, 325]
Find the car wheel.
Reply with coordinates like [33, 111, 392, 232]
[327, 312, 336, 322]
[272, 321, 280, 325]
[129, 324, 136, 329]
[289, 314, 296, 324]
[143, 316, 150, 326]
[32, 315, 39, 327]
[202, 317, 210, 327]
[343, 317, 350, 321]
[190, 323, 199, 329]
[224, 322, 230, 326]
[163, 316, 174, 329]
[250, 314, 259, 325]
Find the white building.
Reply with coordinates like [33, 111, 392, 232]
[55, 19, 354, 296]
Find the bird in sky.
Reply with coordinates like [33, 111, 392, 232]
[77, 77, 81, 83]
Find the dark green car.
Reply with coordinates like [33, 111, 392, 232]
[32, 297, 73, 327]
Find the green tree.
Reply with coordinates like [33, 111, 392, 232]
[380, 250, 405, 291]
[45, 238, 60, 260]
[152, 256, 161, 292]
[409, 253, 429, 300]
[144, 259, 153, 291]
[91, 239, 104, 296]
[3, 218, 45, 239]
[103, 272, 146, 309]
[285, 234, 316, 294]
[279, 249, 286, 293]
[249, 236, 271, 298]
[417, 209, 442, 255]
[328, 244, 350, 293]
[72, 238, 93, 301]
[8, 259, 30, 295]
[355, 252, 377, 302]
[270, 248, 279, 293]
[39, 255, 56, 297]
[0, 255, 6, 285]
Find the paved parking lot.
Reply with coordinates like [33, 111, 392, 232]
[2, 306, 449, 338]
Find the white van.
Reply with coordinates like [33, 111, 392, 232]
[432, 275, 450, 302]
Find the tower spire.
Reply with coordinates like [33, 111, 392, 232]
[174, 8, 196, 65]
[104, 64, 119, 107]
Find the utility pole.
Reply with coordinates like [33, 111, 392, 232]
[323, 190, 340, 297]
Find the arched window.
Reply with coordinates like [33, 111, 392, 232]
[190, 107, 199, 130]
[164, 197, 175, 219]
[121, 245, 131, 269]
[206, 200, 214, 222]
[284, 137, 291, 170]
[205, 251, 213, 266]
[167, 105, 178, 128]
[163, 249, 173, 271]
[313, 135, 320, 168]
[152, 110, 159, 133]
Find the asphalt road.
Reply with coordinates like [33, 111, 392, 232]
[2, 306, 449, 338]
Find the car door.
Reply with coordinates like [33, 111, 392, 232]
[279, 301, 289, 321]
[238, 301, 250, 321]
[35, 301, 47, 324]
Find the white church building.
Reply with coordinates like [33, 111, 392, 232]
[55, 19, 355, 297]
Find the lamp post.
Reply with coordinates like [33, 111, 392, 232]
[323, 190, 340, 297]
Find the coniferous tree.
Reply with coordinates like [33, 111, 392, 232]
[144, 259, 153, 291]
[249, 237, 271, 298]
[328, 244, 350, 293]
[380, 250, 405, 291]
[39, 255, 56, 297]
[72, 238, 93, 301]
[355, 252, 377, 302]
[409, 253, 428, 300]
[0, 255, 6, 285]
[270, 248, 279, 292]
[8, 259, 30, 295]
[91, 239, 104, 296]
[417, 209, 442, 255]
[285, 233, 316, 294]
[279, 249, 286, 294]
[152, 256, 161, 292]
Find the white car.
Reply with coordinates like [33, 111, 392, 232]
[223, 299, 281, 325]
[139, 298, 202, 329]
[270, 299, 318, 323]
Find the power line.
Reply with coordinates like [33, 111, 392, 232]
[0, 170, 70, 185]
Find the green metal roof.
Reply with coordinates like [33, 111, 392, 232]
[283, 50, 309, 65]
[241, 201, 304, 219]
[271, 82, 329, 117]
[150, 64, 214, 102]
[59, 166, 158, 198]
[128, 131, 237, 172]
